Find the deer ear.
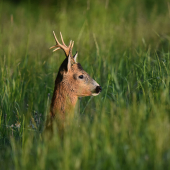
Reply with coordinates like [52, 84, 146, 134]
[67, 53, 71, 72]
[73, 52, 78, 63]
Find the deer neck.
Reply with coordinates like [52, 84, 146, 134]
[50, 77, 78, 119]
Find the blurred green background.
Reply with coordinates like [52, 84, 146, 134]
[1, 0, 170, 169]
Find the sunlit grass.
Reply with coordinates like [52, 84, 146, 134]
[0, 0, 170, 169]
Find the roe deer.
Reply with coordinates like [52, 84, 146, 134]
[45, 31, 102, 137]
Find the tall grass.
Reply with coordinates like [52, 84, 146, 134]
[0, 0, 170, 169]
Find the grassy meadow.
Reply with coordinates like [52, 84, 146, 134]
[1, 0, 170, 169]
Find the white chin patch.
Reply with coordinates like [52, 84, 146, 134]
[92, 93, 99, 96]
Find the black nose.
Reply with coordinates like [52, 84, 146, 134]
[96, 86, 102, 93]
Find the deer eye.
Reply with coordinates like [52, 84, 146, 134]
[79, 75, 84, 79]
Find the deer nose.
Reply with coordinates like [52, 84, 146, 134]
[96, 86, 102, 93]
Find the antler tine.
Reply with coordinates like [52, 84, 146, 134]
[53, 31, 60, 45]
[53, 31, 61, 45]
[71, 41, 74, 49]
[60, 32, 66, 47]
[70, 41, 74, 56]
[53, 47, 61, 52]
[68, 40, 72, 49]
[49, 44, 61, 50]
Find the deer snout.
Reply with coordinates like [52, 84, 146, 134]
[92, 85, 102, 96]
[96, 86, 102, 93]
[91, 79, 102, 96]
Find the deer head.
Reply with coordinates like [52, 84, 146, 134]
[50, 31, 102, 97]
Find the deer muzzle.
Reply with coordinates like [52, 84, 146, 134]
[96, 86, 102, 93]
[92, 84, 102, 96]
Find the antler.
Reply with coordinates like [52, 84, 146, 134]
[50, 31, 74, 57]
